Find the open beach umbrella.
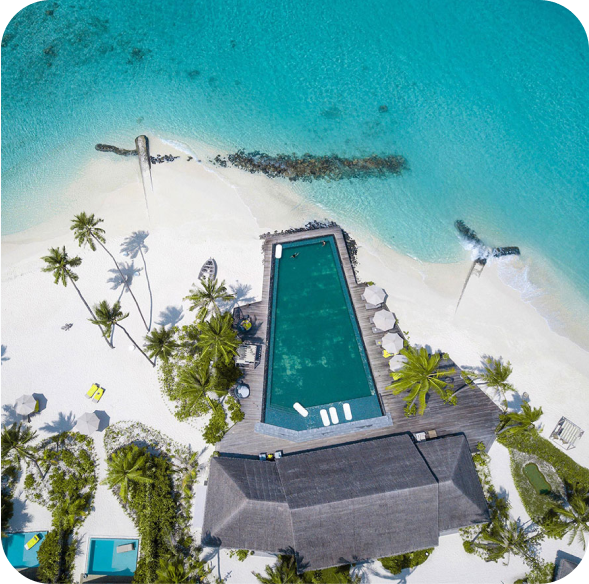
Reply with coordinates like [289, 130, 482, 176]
[381, 332, 404, 354]
[373, 309, 396, 331]
[75, 412, 100, 435]
[389, 354, 408, 371]
[364, 285, 386, 305]
[14, 394, 36, 416]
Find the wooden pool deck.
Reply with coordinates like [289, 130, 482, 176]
[218, 226, 501, 457]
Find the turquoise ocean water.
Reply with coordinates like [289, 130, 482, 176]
[2, 1, 589, 342]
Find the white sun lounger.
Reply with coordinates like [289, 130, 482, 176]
[343, 403, 352, 421]
[275, 244, 283, 259]
[116, 543, 135, 553]
[293, 402, 309, 417]
[320, 409, 330, 426]
[329, 407, 339, 424]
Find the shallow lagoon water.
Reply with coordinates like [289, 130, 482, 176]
[2, 0, 589, 343]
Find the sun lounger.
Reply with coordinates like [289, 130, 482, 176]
[92, 387, 104, 403]
[275, 244, 283, 259]
[293, 402, 309, 417]
[414, 432, 426, 442]
[320, 409, 330, 426]
[365, 303, 382, 310]
[116, 543, 135, 553]
[329, 407, 339, 424]
[343, 403, 352, 421]
[372, 327, 383, 334]
[86, 384, 99, 399]
[383, 350, 393, 358]
[24, 534, 40, 550]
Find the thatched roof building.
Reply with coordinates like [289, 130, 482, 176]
[202, 433, 488, 571]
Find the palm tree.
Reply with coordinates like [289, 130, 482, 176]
[71, 212, 149, 330]
[385, 346, 455, 416]
[1, 423, 43, 477]
[465, 357, 516, 410]
[197, 313, 241, 364]
[102, 445, 153, 504]
[253, 555, 304, 584]
[41, 246, 110, 347]
[542, 482, 589, 549]
[90, 300, 155, 365]
[172, 451, 199, 497]
[496, 401, 543, 438]
[121, 231, 153, 329]
[155, 556, 191, 583]
[178, 361, 215, 414]
[184, 277, 235, 320]
[471, 519, 543, 566]
[144, 326, 179, 366]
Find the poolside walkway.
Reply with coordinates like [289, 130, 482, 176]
[218, 226, 501, 457]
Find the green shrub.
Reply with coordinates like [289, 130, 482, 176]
[1, 489, 14, 537]
[226, 396, 245, 424]
[380, 548, 434, 575]
[36, 530, 63, 583]
[212, 359, 242, 395]
[303, 564, 359, 583]
[202, 406, 229, 445]
[24, 473, 35, 490]
[229, 549, 254, 562]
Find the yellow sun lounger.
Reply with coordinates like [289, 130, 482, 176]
[383, 350, 393, 358]
[86, 384, 99, 399]
[24, 534, 40, 550]
[92, 387, 104, 403]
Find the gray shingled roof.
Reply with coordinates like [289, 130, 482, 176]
[202, 433, 488, 571]
[417, 435, 490, 532]
[554, 557, 580, 580]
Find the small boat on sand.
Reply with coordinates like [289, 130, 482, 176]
[199, 258, 217, 281]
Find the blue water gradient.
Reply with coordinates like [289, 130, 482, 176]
[2, 0, 589, 337]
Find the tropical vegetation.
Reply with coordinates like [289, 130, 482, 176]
[386, 346, 456, 416]
[198, 312, 241, 364]
[23, 432, 97, 583]
[379, 548, 433, 575]
[71, 212, 149, 330]
[496, 401, 543, 438]
[144, 325, 179, 365]
[90, 299, 155, 365]
[253, 554, 359, 584]
[463, 357, 515, 410]
[184, 277, 234, 320]
[41, 246, 110, 347]
[103, 423, 208, 584]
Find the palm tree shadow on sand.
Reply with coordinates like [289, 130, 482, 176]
[40, 411, 77, 433]
[156, 305, 185, 329]
[217, 281, 256, 313]
[120, 231, 153, 329]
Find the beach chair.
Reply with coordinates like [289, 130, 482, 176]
[92, 387, 104, 403]
[116, 543, 135, 553]
[343, 403, 352, 421]
[320, 409, 330, 427]
[383, 350, 393, 358]
[86, 384, 99, 399]
[293, 402, 309, 417]
[329, 407, 339, 425]
[24, 534, 40, 550]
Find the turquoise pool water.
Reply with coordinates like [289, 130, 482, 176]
[87, 538, 139, 576]
[1, 531, 47, 569]
[264, 237, 381, 430]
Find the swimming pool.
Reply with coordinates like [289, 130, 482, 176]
[2, 531, 47, 569]
[86, 538, 139, 576]
[264, 236, 382, 430]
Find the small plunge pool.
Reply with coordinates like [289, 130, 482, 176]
[523, 463, 551, 495]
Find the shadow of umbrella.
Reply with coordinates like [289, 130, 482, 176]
[93, 410, 110, 432]
[32, 393, 48, 413]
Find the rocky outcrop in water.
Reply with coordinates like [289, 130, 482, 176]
[95, 144, 138, 156]
[213, 150, 407, 181]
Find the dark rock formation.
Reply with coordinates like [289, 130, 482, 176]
[95, 144, 138, 156]
[379, 105, 388, 113]
[214, 150, 407, 182]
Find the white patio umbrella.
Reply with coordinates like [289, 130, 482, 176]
[381, 332, 404, 354]
[373, 309, 396, 331]
[75, 412, 100, 435]
[14, 394, 36, 416]
[389, 354, 408, 371]
[364, 285, 386, 305]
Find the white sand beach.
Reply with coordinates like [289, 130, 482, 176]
[2, 136, 588, 582]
